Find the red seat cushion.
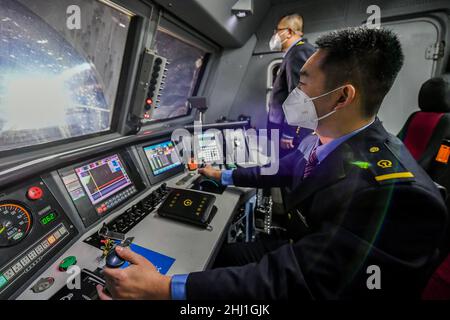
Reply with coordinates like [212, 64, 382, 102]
[403, 112, 444, 160]
[422, 254, 450, 300]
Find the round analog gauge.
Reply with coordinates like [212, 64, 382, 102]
[0, 203, 32, 247]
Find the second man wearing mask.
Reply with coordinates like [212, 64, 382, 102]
[268, 13, 316, 158]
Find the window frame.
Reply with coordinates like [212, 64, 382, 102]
[0, 0, 141, 157]
[0, 1, 220, 182]
[137, 13, 219, 126]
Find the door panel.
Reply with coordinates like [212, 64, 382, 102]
[377, 19, 439, 134]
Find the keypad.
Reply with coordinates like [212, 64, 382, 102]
[95, 186, 137, 214]
[84, 184, 170, 249]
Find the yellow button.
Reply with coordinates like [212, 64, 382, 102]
[47, 235, 56, 245]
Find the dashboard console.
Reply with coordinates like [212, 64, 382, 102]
[0, 124, 253, 300]
[0, 178, 78, 299]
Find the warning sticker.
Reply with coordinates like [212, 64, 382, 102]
[435, 144, 450, 164]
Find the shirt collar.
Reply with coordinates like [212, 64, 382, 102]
[315, 119, 375, 163]
[283, 38, 303, 57]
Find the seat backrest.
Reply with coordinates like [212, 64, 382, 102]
[399, 77, 450, 164]
[422, 253, 450, 300]
[403, 112, 444, 160]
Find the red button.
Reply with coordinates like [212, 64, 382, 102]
[27, 186, 43, 200]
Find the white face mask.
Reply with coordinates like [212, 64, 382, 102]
[269, 30, 287, 51]
[282, 86, 346, 130]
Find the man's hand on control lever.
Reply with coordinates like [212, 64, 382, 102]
[198, 164, 222, 181]
[96, 246, 171, 300]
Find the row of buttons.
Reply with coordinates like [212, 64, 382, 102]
[0, 225, 68, 290]
[84, 184, 170, 250]
[96, 187, 137, 214]
[196, 197, 208, 216]
[169, 193, 208, 216]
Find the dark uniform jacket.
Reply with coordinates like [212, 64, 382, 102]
[186, 119, 448, 299]
[268, 39, 315, 141]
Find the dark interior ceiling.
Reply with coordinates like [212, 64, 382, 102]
[270, 0, 304, 5]
[153, 0, 271, 48]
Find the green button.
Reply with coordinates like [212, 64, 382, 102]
[58, 256, 77, 271]
[0, 275, 7, 289]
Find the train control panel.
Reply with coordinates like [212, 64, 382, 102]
[0, 128, 254, 300]
[0, 178, 78, 299]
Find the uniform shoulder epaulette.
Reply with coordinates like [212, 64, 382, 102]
[356, 142, 415, 185]
[296, 41, 305, 46]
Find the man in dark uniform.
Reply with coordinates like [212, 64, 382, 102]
[97, 27, 448, 300]
[268, 14, 316, 158]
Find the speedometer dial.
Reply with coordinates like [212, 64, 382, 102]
[0, 203, 32, 247]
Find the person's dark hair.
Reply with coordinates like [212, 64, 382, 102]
[315, 27, 404, 117]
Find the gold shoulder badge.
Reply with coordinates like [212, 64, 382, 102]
[377, 160, 392, 169]
[297, 41, 305, 46]
[375, 172, 414, 182]
[363, 141, 416, 184]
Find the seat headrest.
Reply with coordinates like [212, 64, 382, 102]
[419, 77, 450, 113]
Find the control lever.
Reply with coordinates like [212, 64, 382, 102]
[121, 237, 135, 247]
[98, 223, 125, 242]
[104, 237, 135, 269]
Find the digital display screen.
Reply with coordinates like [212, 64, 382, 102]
[197, 133, 221, 163]
[75, 155, 133, 205]
[143, 141, 182, 176]
[40, 212, 57, 225]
